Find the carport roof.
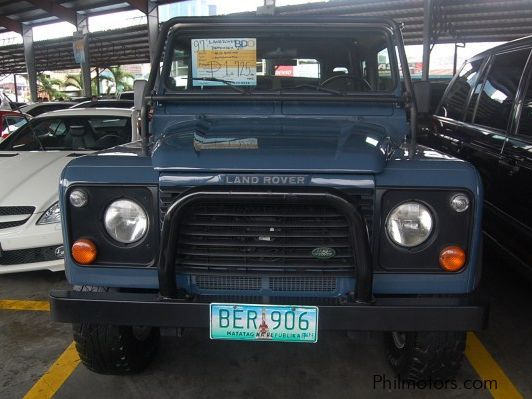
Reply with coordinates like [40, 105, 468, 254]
[0, 0, 182, 34]
[1, 0, 532, 44]
[1, 0, 532, 75]
[275, 0, 532, 45]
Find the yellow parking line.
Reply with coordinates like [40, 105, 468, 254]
[23, 341, 80, 399]
[466, 332, 523, 399]
[0, 299, 49, 311]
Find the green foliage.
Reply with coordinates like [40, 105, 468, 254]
[63, 73, 82, 89]
[37, 73, 63, 100]
[63, 73, 103, 95]
[61, 66, 134, 96]
[104, 66, 135, 93]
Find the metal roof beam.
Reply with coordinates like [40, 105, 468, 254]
[124, 0, 148, 14]
[25, 0, 77, 26]
[0, 15, 22, 34]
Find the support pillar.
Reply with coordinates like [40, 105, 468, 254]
[13, 74, 18, 103]
[96, 67, 100, 96]
[453, 43, 458, 76]
[76, 13, 92, 97]
[422, 0, 433, 81]
[453, 42, 465, 76]
[22, 24, 37, 102]
[147, 1, 159, 65]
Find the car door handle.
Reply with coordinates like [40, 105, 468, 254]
[498, 158, 520, 175]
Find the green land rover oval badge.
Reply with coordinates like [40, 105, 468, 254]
[312, 247, 336, 259]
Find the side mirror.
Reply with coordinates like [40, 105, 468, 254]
[412, 80, 431, 114]
[133, 79, 147, 111]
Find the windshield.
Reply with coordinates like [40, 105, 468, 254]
[0, 116, 132, 151]
[164, 28, 397, 95]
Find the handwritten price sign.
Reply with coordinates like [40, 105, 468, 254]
[191, 38, 257, 86]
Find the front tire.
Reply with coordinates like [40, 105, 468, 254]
[72, 286, 160, 374]
[385, 331, 466, 381]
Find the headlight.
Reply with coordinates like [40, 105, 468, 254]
[104, 199, 148, 244]
[386, 201, 433, 247]
[37, 202, 61, 225]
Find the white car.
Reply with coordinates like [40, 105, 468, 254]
[0, 108, 138, 274]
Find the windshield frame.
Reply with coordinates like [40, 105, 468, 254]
[158, 19, 402, 100]
[140, 16, 417, 148]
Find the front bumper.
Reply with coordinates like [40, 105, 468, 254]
[0, 217, 64, 273]
[0, 259, 64, 274]
[50, 290, 488, 331]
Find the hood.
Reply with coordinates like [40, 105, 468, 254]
[0, 151, 87, 212]
[152, 117, 390, 173]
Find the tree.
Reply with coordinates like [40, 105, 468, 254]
[37, 73, 62, 100]
[105, 66, 134, 93]
[63, 73, 82, 89]
[62, 67, 134, 96]
[63, 73, 99, 95]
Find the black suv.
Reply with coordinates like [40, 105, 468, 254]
[423, 37, 532, 273]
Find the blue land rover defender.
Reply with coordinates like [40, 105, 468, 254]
[51, 16, 487, 380]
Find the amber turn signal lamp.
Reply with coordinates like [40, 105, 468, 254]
[439, 246, 466, 272]
[72, 239, 97, 265]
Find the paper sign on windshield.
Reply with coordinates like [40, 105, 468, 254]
[191, 38, 256, 86]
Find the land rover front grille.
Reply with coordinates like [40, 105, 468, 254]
[175, 201, 356, 274]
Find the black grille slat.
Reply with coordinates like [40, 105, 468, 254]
[191, 206, 342, 218]
[184, 219, 348, 228]
[0, 206, 34, 229]
[0, 220, 28, 229]
[181, 258, 350, 267]
[193, 211, 341, 217]
[159, 189, 184, 223]
[178, 248, 353, 258]
[180, 227, 349, 238]
[0, 206, 35, 216]
[0, 246, 59, 266]
[178, 238, 352, 248]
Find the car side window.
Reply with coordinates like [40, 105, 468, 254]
[4, 116, 26, 132]
[49, 120, 68, 136]
[87, 116, 131, 148]
[517, 69, 532, 138]
[4, 118, 69, 151]
[438, 58, 484, 120]
[2, 122, 42, 151]
[473, 49, 530, 131]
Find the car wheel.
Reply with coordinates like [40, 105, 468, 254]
[72, 286, 160, 375]
[384, 331, 466, 381]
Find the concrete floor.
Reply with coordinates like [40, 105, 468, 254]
[0, 245, 530, 399]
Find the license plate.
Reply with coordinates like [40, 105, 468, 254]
[210, 303, 318, 343]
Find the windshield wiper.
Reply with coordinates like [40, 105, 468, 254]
[191, 77, 250, 94]
[279, 84, 344, 96]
